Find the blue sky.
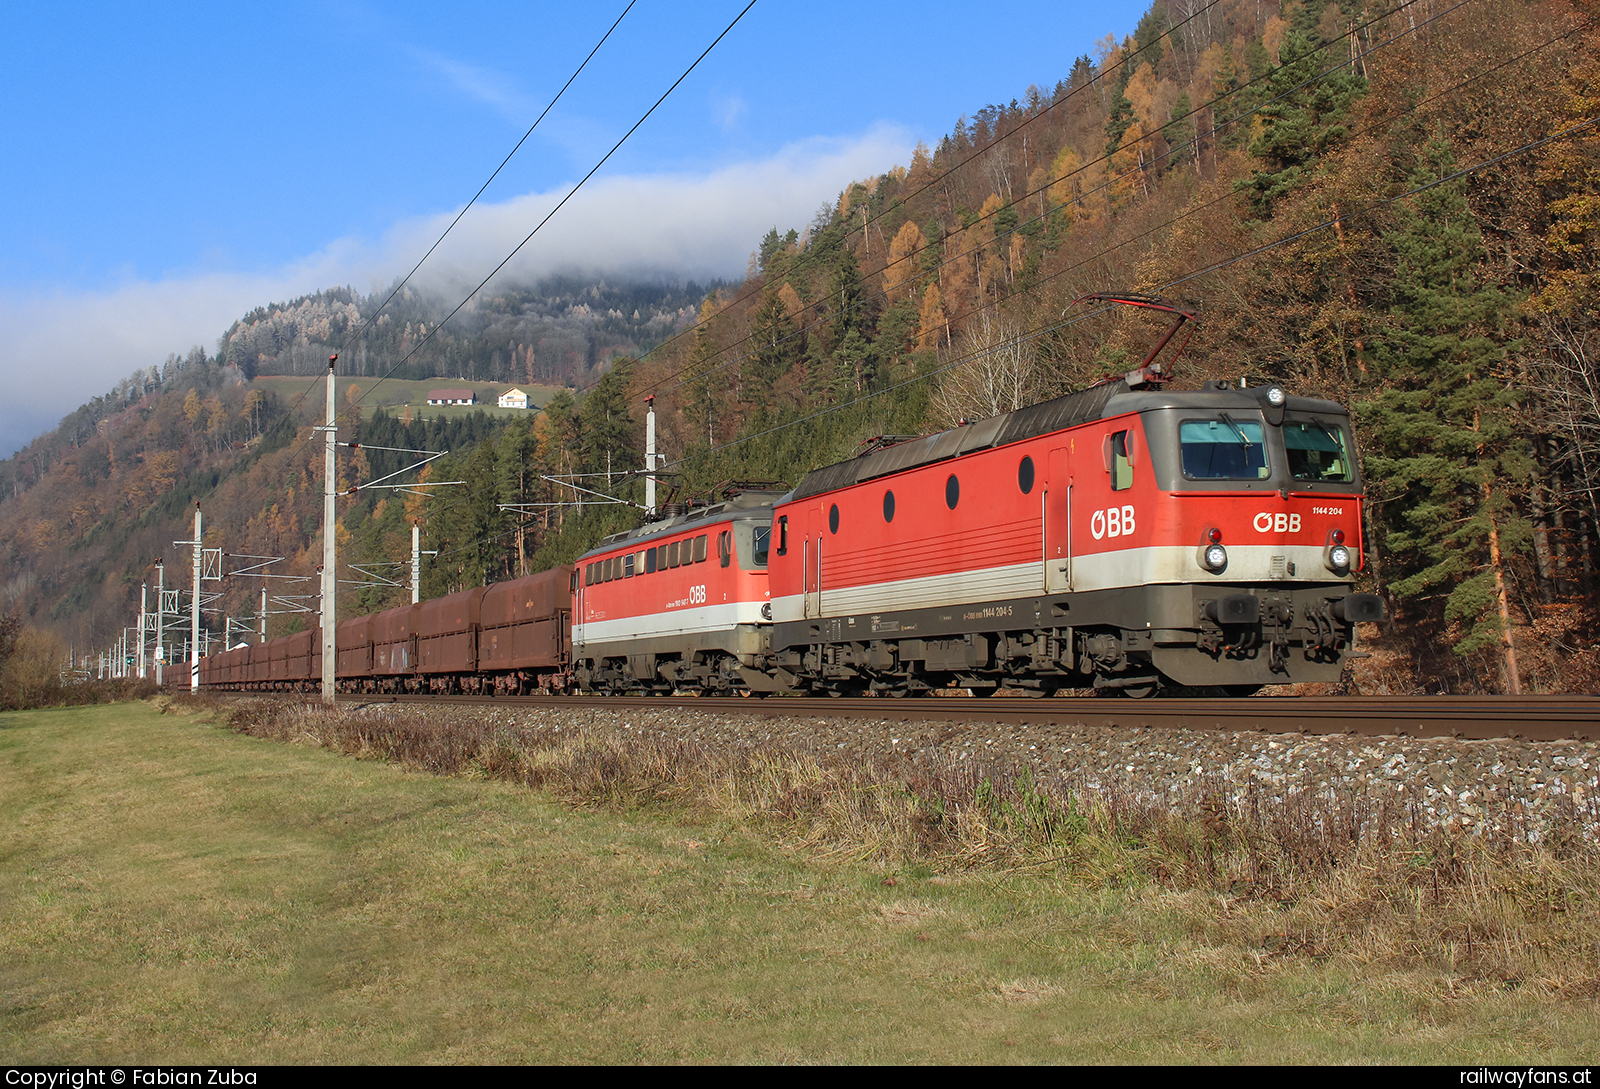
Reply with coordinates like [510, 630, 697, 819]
[1, 0, 1150, 455]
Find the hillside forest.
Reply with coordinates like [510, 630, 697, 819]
[0, 0, 1596, 695]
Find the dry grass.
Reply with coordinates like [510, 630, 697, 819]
[6, 698, 1599, 1062]
[220, 696, 1600, 1000]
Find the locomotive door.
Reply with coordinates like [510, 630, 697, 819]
[803, 505, 822, 617]
[1045, 448, 1073, 593]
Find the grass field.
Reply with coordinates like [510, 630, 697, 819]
[249, 375, 565, 422]
[3, 700, 1597, 1064]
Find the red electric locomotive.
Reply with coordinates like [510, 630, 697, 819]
[756, 375, 1380, 697]
[571, 487, 781, 693]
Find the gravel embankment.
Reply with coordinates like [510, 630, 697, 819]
[349, 701, 1600, 842]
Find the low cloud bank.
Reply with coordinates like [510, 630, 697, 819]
[0, 125, 909, 457]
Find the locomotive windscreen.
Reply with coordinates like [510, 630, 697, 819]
[1284, 419, 1354, 482]
[1179, 417, 1270, 479]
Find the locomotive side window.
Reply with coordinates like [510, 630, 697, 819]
[1284, 419, 1354, 482]
[623, 553, 635, 578]
[829, 504, 840, 533]
[646, 548, 657, 574]
[1109, 432, 1133, 491]
[718, 530, 732, 568]
[584, 564, 594, 587]
[668, 542, 680, 568]
[694, 534, 708, 563]
[731, 521, 771, 569]
[1018, 456, 1035, 494]
[945, 474, 960, 509]
[1180, 417, 1270, 479]
[883, 490, 895, 522]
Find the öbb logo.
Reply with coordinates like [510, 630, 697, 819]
[1091, 505, 1136, 540]
[1254, 512, 1302, 533]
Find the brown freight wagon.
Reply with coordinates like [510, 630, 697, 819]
[284, 630, 315, 689]
[371, 603, 420, 689]
[336, 615, 373, 685]
[417, 587, 484, 691]
[247, 640, 271, 686]
[268, 633, 292, 686]
[479, 565, 573, 693]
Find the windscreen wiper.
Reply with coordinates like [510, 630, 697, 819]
[1218, 412, 1252, 450]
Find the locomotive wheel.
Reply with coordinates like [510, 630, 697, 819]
[1121, 680, 1159, 699]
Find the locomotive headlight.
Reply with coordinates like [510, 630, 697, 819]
[1203, 543, 1228, 571]
[1324, 528, 1352, 573]
[1266, 385, 1286, 406]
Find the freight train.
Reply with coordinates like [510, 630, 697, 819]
[199, 347, 1383, 700]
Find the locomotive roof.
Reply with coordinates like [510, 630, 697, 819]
[579, 488, 784, 561]
[788, 379, 1349, 503]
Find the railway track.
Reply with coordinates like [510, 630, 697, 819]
[335, 692, 1600, 742]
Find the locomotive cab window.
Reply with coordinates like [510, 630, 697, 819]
[717, 530, 732, 568]
[734, 520, 771, 570]
[1180, 417, 1269, 479]
[1284, 418, 1354, 483]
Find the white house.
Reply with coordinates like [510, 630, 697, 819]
[498, 387, 530, 409]
[426, 388, 475, 406]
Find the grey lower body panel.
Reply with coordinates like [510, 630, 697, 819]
[769, 581, 1365, 689]
[575, 625, 768, 691]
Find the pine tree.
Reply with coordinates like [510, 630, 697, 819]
[747, 287, 796, 412]
[1359, 141, 1529, 690]
[1238, 30, 1366, 216]
[579, 358, 638, 484]
[917, 283, 948, 351]
[825, 246, 866, 352]
[684, 297, 724, 448]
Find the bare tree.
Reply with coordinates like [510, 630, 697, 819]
[929, 313, 1045, 428]
[1531, 316, 1600, 534]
